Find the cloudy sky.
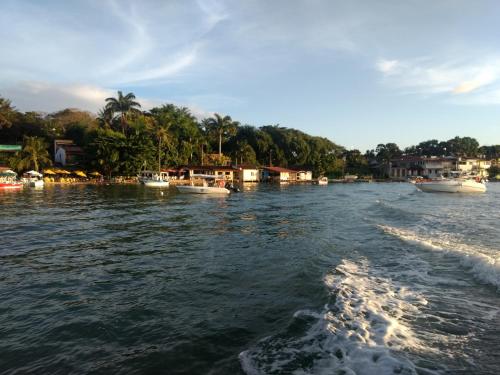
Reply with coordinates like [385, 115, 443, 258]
[1, 0, 500, 150]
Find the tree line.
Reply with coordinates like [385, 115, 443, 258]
[1, 92, 499, 178]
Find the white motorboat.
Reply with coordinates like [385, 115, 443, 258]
[143, 177, 169, 188]
[23, 170, 44, 188]
[176, 174, 230, 194]
[317, 176, 328, 185]
[415, 176, 486, 193]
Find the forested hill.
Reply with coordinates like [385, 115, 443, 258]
[0, 94, 345, 177]
[2, 93, 499, 178]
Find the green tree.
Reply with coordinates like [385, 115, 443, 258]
[9, 136, 52, 172]
[105, 91, 141, 134]
[0, 97, 18, 129]
[446, 136, 479, 157]
[204, 113, 239, 161]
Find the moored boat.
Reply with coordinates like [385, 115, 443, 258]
[22, 170, 44, 188]
[176, 174, 230, 194]
[0, 169, 23, 190]
[316, 176, 328, 185]
[143, 177, 170, 188]
[415, 176, 486, 193]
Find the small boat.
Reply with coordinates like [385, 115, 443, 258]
[22, 170, 44, 188]
[0, 169, 23, 190]
[317, 176, 328, 185]
[138, 170, 170, 188]
[415, 176, 486, 193]
[143, 178, 169, 188]
[176, 174, 230, 194]
[140, 134, 170, 188]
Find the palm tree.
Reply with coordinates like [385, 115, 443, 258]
[204, 113, 239, 161]
[105, 91, 141, 134]
[11, 136, 52, 172]
[150, 113, 173, 170]
[97, 106, 114, 129]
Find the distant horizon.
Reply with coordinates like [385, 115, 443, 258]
[2, 1, 500, 150]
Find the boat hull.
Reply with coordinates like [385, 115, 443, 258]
[0, 183, 23, 190]
[415, 180, 486, 193]
[317, 178, 328, 185]
[176, 185, 230, 194]
[29, 180, 44, 188]
[143, 180, 169, 188]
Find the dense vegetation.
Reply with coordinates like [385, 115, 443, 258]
[1, 93, 499, 178]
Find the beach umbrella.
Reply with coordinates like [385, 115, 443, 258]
[55, 169, 71, 175]
[90, 171, 102, 176]
[74, 171, 87, 178]
[43, 169, 56, 175]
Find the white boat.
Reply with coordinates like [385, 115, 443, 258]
[176, 174, 230, 194]
[143, 178, 169, 188]
[317, 176, 328, 185]
[23, 170, 44, 188]
[0, 169, 23, 190]
[140, 173, 169, 188]
[415, 177, 486, 193]
[140, 135, 170, 188]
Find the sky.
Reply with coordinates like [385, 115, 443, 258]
[1, 0, 500, 151]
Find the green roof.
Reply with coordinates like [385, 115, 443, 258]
[0, 145, 22, 151]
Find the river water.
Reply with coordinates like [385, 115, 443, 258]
[0, 183, 499, 374]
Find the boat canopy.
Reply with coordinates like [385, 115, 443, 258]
[25, 170, 43, 177]
[191, 174, 225, 179]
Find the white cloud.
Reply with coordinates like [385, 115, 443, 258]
[376, 59, 399, 74]
[1, 81, 214, 118]
[376, 57, 500, 102]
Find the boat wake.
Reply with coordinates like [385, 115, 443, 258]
[378, 224, 500, 290]
[240, 260, 438, 375]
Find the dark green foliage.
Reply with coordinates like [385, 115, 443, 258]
[1, 94, 498, 178]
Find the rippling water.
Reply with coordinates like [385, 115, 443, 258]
[1, 183, 499, 374]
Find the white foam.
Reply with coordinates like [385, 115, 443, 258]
[378, 224, 500, 290]
[240, 259, 437, 375]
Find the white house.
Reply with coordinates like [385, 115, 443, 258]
[293, 169, 313, 181]
[389, 156, 457, 179]
[261, 166, 296, 182]
[457, 158, 491, 177]
[236, 165, 260, 182]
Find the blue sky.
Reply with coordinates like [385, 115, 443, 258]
[1, 0, 500, 151]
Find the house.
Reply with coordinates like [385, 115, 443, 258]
[457, 158, 491, 177]
[389, 156, 457, 179]
[292, 169, 313, 182]
[261, 166, 296, 182]
[54, 140, 84, 166]
[235, 165, 260, 182]
[185, 165, 238, 181]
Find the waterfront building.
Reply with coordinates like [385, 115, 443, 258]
[236, 165, 260, 182]
[260, 166, 296, 182]
[185, 165, 238, 181]
[457, 158, 491, 177]
[54, 139, 84, 166]
[389, 156, 457, 179]
[292, 169, 313, 182]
